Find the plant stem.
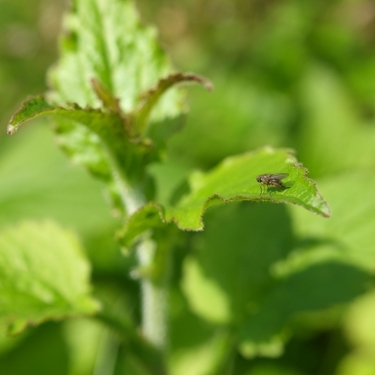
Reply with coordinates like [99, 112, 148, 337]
[137, 238, 170, 350]
[112, 160, 171, 352]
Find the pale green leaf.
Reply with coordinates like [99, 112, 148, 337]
[337, 291, 375, 375]
[0, 221, 99, 334]
[169, 288, 232, 375]
[48, 0, 184, 121]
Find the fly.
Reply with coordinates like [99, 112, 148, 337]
[256, 173, 289, 194]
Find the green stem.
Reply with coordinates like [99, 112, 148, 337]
[111, 155, 171, 353]
[137, 238, 170, 350]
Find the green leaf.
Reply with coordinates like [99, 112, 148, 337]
[169, 288, 233, 375]
[132, 72, 213, 136]
[178, 202, 369, 358]
[165, 148, 330, 229]
[0, 323, 70, 375]
[337, 291, 375, 375]
[0, 221, 99, 334]
[6, 96, 128, 173]
[48, 0, 184, 121]
[0, 125, 118, 235]
[181, 202, 293, 325]
[119, 148, 330, 247]
[7, 0, 210, 215]
[238, 262, 370, 357]
[7, 96, 145, 215]
[289, 170, 375, 272]
[7, 96, 125, 143]
[296, 65, 375, 176]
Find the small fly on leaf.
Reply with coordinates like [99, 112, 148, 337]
[256, 173, 289, 194]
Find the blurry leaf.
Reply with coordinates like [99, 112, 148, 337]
[289, 170, 375, 271]
[238, 262, 370, 357]
[247, 363, 304, 375]
[169, 288, 233, 375]
[296, 65, 375, 176]
[181, 203, 294, 325]
[336, 291, 375, 375]
[0, 125, 117, 234]
[168, 74, 293, 168]
[147, 159, 191, 207]
[250, 0, 312, 85]
[0, 221, 99, 334]
[345, 291, 375, 349]
[63, 318, 104, 375]
[119, 148, 329, 247]
[179, 201, 369, 358]
[0, 323, 69, 375]
[182, 257, 231, 324]
[336, 356, 375, 375]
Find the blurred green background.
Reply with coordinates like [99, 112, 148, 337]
[1, 0, 375, 374]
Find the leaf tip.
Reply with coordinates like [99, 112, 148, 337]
[322, 205, 331, 218]
[6, 124, 17, 135]
[183, 72, 214, 92]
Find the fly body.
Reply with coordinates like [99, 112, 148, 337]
[256, 173, 289, 193]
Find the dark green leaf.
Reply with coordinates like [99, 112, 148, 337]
[181, 203, 294, 325]
[238, 262, 370, 357]
[179, 201, 369, 358]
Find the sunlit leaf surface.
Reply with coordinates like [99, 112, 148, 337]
[0, 221, 99, 334]
[120, 147, 330, 246]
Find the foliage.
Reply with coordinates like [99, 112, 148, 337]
[1, 0, 375, 375]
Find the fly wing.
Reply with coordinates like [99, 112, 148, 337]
[271, 173, 289, 180]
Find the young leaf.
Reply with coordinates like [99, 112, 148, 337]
[0, 221, 99, 334]
[7, 96, 125, 142]
[48, 0, 184, 121]
[132, 72, 213, 137]
[7, 0, 209, 216]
